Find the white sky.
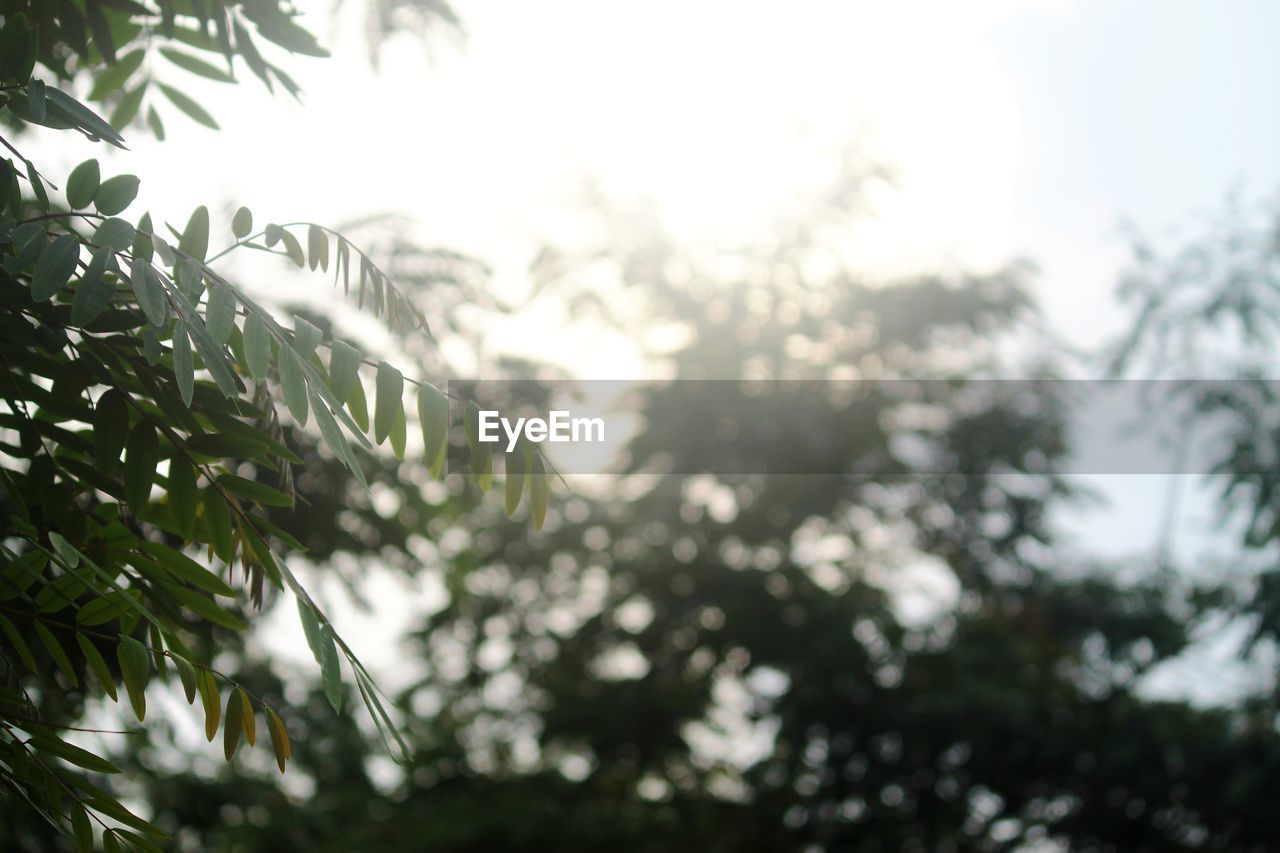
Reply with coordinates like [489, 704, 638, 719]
[50, 0, 1280, 705]
[66, 0, 1277, 351]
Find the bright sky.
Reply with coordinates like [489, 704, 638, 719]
[64, 0, 1276, 352]
[55, 0, 1280, 708]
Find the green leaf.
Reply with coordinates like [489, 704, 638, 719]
[297, 355, 374, 451]
[205, 281, 235, 344]
[77, 591, 140, 626]
[197, 668, 220, 741]
[11, 222, 47, 267]
[0, 163, 15, 215]
[280, 229, 305, 267]
[152, 234, 175, 266]
[134, 212, 154, 259]
[32, 235, 80, 302]
[336, 238, 351, 289]
[224, 687, 244, 760]
[242, 310, 271, 380]
[94, 174, 140, 216]
[0, 552, 47, 602]
[505, 442, 527, 517]
[113, 830, 165, 853]
[217, 474, 292, 508]
[0, 614, 36, 670]
[66, 159, 101, 209]
[232, 206, 253, 239]
[43, 766, 64, 815]
[175, 255, 203, 298]
[172, 325, 194, 406]
[291, 316, 322, 357]
[70, 246, 115, 325]
[159, 47, 236, 83]
[465, 402, 493, 491]
[157, 82, 219, 129]
[373, 361, 404, 445]
[134, 213, 153, 261]
[255, 15, 330, 57]
[85, 2, 118, 65]
[201, 410, 302, 464]
[296, 599, 342, 712]
[346, 372, 370, 433]
[242, 523, 290, 580]
[186, 432, 268, 460]
[171, 653, 198, 704]
[146, 104, 165, 140]
[35, 572, 87, 614]
[87, 792, 169, 844]
[233, 20, 273, 89]
[92, 217, 135, 251]
[203, 486, 235, 562]
[307, 224, 328, 272]
[310, 387, 367, 489]
[319, 624, 342, 712]
[71, 803, 93, 853]
[530, 451, 549, 530]
[418, 383, 450, 477]
[167, 456, 198, 541]
[34, 623, 78, 687]
[48, 532, 81, 568]
[123, 421, 159, 509]
[109, 82, 147, 129]
[92, 389, 129, 470]
[77, 634, 117, 701]
[169, 22, 221, 53]
[390, 407, 407, 459]
[477, 442, 493, 491]
[279, 345, 309, 425]
[26, 78, 45, 121]
[180, 205, 210, 262]
[129, 257, 166, 326]
[0, 13, 36, 84]
[31, 731, 121, 774]
[149, 622, 169, 675]
[147, 331, 177, 367]
[298, 599, 324, 655]
[169, 286, 239, 397]
[136, 541, 234, 597]
[328, 340, 361, 400]
[44, 87, 127, 147]
[89, 49, 145, 101]
[117, 634, 151, 721]
[23, 163, 49, 215]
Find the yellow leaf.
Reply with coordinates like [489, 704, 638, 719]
[266, 706, 291, 773]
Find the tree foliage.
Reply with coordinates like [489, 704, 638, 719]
[0, 1, 530, 849]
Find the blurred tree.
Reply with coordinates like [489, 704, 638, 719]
[79, 194, 1280, 852]
[376, 228, 1251, 851]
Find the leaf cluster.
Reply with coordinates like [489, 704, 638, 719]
[0, 2, 541, 848]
